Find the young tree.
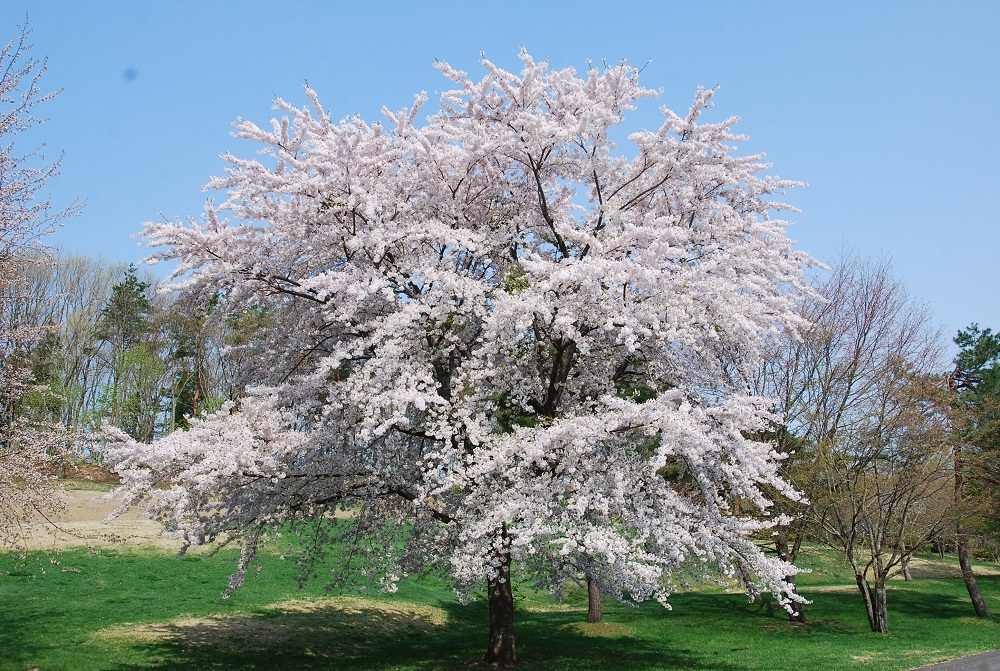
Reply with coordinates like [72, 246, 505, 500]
[768, 255, 951, 633]
[0, 18, 80, 549]
[109, 52, 814, 665]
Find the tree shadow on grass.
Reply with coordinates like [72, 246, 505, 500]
[99, 597, 737, 671]
[0, 600, 76, 670]
[782, 576, 1000, 634]
[99, 597, 463, 671]
[513, 606, 745, 671]
[888, 576, 1000, 621]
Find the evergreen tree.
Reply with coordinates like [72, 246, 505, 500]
[96, 265, 153, 352]
[95, 265, 161, 442]
[948, 323, 1000, 618]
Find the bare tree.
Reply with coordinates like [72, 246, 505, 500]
[759, 253, 951, 633]
[809, 372, 951, 633]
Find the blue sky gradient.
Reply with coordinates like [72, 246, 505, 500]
[2, 0, 997, 343]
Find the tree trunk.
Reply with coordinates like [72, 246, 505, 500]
[586, 577, 602, 623]
[855, 574, 889, 633]
[871, 578, 889, 633]
[957, 524, 993, 617]
[485, 553, 518, 666]
[735, 560, 763, 604]
[776, 535, 805, 623]
[900, 544, 913, 581]
[786, 573, 806, 623]
[954, 446, 993, 617]
[855, 573, 875, 627]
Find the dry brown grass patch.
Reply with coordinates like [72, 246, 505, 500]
[564, 621, 633, 637]
[955, 616, 1000, 627]
[803, 584, 858, 593]
[895, 556, 1000, 579]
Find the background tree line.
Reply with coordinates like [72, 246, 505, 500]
[2, 250, 266, 452]
[743, 252, 1000, 632]
[4, 244, 997, 636]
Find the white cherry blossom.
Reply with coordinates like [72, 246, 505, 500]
[109, 50, 813, 664]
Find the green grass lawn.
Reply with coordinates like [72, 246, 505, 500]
[1, 544, 997, 671]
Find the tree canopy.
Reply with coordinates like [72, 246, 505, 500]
[109, 51, 815, 664]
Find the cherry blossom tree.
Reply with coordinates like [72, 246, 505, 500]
[0, 18, 80, 550]
[109, 51, 814, 665]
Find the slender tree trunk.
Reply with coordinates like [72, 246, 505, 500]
[735, 559, 762, 604]
[855, 573, 890, 633]
[957, 524, 993, 617]
[900, 544, 913, 581]
[855, 574, 879, 633]
[954, 446, 993, 617]
[485, 552, 518, 666]
[586, 577, 602, 623]
[192, 383, 201, 418]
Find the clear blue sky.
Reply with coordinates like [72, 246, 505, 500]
[3, 1, 997, 343]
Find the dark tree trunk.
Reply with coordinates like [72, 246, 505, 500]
[786, 573, 806, 623]
[957, 524, 993, 617]
[872, 578, 889, 633]
[855, 574, 889, 633]
[776, 535, 805, 623]
[485, 553, 519, 666]
[954, 446, 993, 617]
[586, 577, 602, 623]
